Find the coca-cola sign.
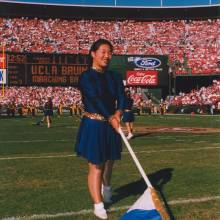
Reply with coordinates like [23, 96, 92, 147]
[126, 70, 158, 86]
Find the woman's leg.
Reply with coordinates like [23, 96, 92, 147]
[130, 122, 133, 133]
[102, 160, 114, 203]
[88, 163, 108, 219]
[102, 160, 114, 186]
[88, 163, 103, 203]
[126, 122, 133, 139]
[125, 122, 131, 134]
[46, 116, 50, 128]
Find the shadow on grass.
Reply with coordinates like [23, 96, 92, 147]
[111, 167, 175, 219]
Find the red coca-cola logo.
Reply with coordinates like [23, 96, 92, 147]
[126, 70, 158, 86]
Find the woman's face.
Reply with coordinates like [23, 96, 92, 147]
[91, 44, 112, 70]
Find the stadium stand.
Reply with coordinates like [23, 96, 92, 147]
[0, 80, 219, 115]
[0, 86, 82, 116]
[167, 79, 220, 114]
[168, 80, 220, 106]
[0, 18, 219, 75]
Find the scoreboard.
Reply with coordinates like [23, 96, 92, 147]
[7, 53, 89, 86]
[7, 53, 168, 87]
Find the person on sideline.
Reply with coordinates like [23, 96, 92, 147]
[75, 39, 125, 219]
[44, 97, 53, 128]
[122, 90, 135, 139]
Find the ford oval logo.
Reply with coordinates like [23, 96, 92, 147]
[134, 57, 161, 68]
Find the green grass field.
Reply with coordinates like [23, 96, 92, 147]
[0, 114, 220, 220]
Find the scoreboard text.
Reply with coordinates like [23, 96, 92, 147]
[7, 53, 88, 86]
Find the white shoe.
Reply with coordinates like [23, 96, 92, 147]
[126, 133, 133, 140]
[102, 185, 112, 203]
[94, 207, 108, 219]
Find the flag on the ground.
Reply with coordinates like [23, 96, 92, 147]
[118, 128, 170, 220]
[120, 188, 162, 220]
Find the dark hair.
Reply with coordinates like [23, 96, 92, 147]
[88, 39, 113, 67]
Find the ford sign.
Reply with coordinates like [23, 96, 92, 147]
[134, 57, 161, 69]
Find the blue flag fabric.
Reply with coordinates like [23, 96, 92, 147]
[120, 209, 162, 220]
[120, 188, 162, 220]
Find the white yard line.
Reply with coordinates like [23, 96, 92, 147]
[2, 195, 220, 220]
[212, 143, 220, 146]
[194, 141, 208, 143]
[128, 146, 220, 155]
[0, 139, 217, 144]
[168, 196, 220, 205]
[1, 131, 218, 144]
[0, 154, 75, 160]
[0, 146, 220, 161]
[0, 139, 71, 143]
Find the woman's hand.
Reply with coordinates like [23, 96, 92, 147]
[108, 116, 120, 132]
[113, 110, 122, 122]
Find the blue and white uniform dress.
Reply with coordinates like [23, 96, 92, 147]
[122, 97, 134, 123]
[75, 68, 125, 165]
[44, 101, 53, 116]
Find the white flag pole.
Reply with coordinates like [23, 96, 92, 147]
[119, 127, 170, 220]
[118, 127, 152, 188]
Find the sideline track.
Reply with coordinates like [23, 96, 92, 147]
[2, 195, 220, 220]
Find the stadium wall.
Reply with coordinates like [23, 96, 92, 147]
[0, 2, 219, 20]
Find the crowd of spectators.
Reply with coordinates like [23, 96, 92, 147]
[0, 17, 219, 75]
[0, 80, 219, 116]
[0, 86, 142, 111]
[168, 80, 220, 107]
[0, 86, 81, 110]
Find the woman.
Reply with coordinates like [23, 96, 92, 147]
[44, 97, 53, 128]
[75, 39, 125, 219]
[122, 91, 135, 139]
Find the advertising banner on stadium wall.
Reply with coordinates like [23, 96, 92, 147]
[109, 55, 168, 87]
[0, 69, 7, 84]
[126, 70, 158, 86]
[127, 56, 163, 70]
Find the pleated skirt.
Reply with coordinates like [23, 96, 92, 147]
[75, 117, 122, 165]
[122, 111, 135, 123]
[44, 110, 53, 116]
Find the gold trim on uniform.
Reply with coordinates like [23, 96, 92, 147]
[83, 112, 106, 121]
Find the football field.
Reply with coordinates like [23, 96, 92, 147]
[0, 114, 220, 220]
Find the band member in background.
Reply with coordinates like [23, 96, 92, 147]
[31, 103, 36, 117]
[160, 99, 166, 115]
[44, 97, 53, 128]
[9, 101, 16, 117]
[27, 102, 32, 116]
[57, 101, 63, 117]
[75, 39, 125, 219]
[70, 102, 78, 116]
[122, 91, 135, 139]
